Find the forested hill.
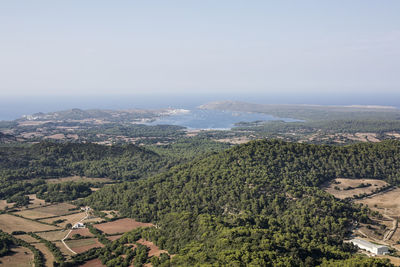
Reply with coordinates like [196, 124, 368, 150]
[85, 140, 400, 266]
[0, 142, 164, 180]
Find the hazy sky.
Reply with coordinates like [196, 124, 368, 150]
[0, 1, 399, 96]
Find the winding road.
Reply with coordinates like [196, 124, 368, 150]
[61, 207, 90, 255]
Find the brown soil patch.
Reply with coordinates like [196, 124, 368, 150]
[386, 132, 400, 138]
[65, 238, 104, 254]
[25, 194, 46, 209]
[0, 214, 58, 233]
[0, 246, 34, 267]
[215, 137, 250, 144]
[376, 255, 400, 266]
[0, 199, 14, 210]
[95, 218, 153, 234]
[69, 228, 94, 238]
[45, 134, 66, 140]
[323, 178, 388, 199]
[41, 212, 86, 228]
[21, 132, 44, 138]
[66, 134, 79, 140]
[14, 203, 78, 219]
[34, 242, 55, 267]
[18, 121, 49, 126]
[355, 133, 380, 143]
[79, 258, 106, 267]
[137, 239, 168, 257]
[100, 210, 119, 219]
[355, 187, 400, 216]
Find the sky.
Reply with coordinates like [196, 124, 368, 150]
[0, 1, 399, 97]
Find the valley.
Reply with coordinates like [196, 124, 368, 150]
[2, 104, 400, 266]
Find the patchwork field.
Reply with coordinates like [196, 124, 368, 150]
[70, 228, 94, 237]
[0, 246, 34, 267]
[94, 218, 154, 234]
[41, 211, 86, 227]
[0, 214, 59, 233]
[37, 230, 67, 241]
[14, 203, 78, 219]
[323, 178, 388, 199]
[54, 241, 75, 257]
[65, 238, 104, 254]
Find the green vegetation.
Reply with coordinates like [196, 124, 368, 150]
[85, 140, 400, 266]
[0, 179, 97, 206]
[0, 142, 164, 181]
[1, 137, 399, 265]
[0, 140, 228, 206]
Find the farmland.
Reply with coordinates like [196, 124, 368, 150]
[94, 218, 154, 234]
[356, 187, 400, 216]
[0, 214, 58, 233]
[64, 238, 104, 254]
[69, 228, 94, 238]
[0, 196, 168, 266]
[323, 178, 389, 199]
[0, 246, 34, 267]
[40, 211, 86, 227]
[37, 230, 67, 242]
[14, 203, 78, 220]
[354, 187, 400, 249]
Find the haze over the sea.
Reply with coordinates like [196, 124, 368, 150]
[1, 92, 400, 121]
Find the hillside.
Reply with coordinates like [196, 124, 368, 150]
[85, 140, 400, 265]
[0, 132, 16, 143]
[0, 142, 164, 181]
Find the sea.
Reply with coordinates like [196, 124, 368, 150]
[1, 92, 399, 129]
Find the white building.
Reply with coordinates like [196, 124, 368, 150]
[72, 222, 85, 229]
[350, 238, 389, 255]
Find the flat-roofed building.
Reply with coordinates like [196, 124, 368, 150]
[350, 238, 389, 255]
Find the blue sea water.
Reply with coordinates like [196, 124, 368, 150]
[1, 93, 400, 128]
[148, 109, 298, 130]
